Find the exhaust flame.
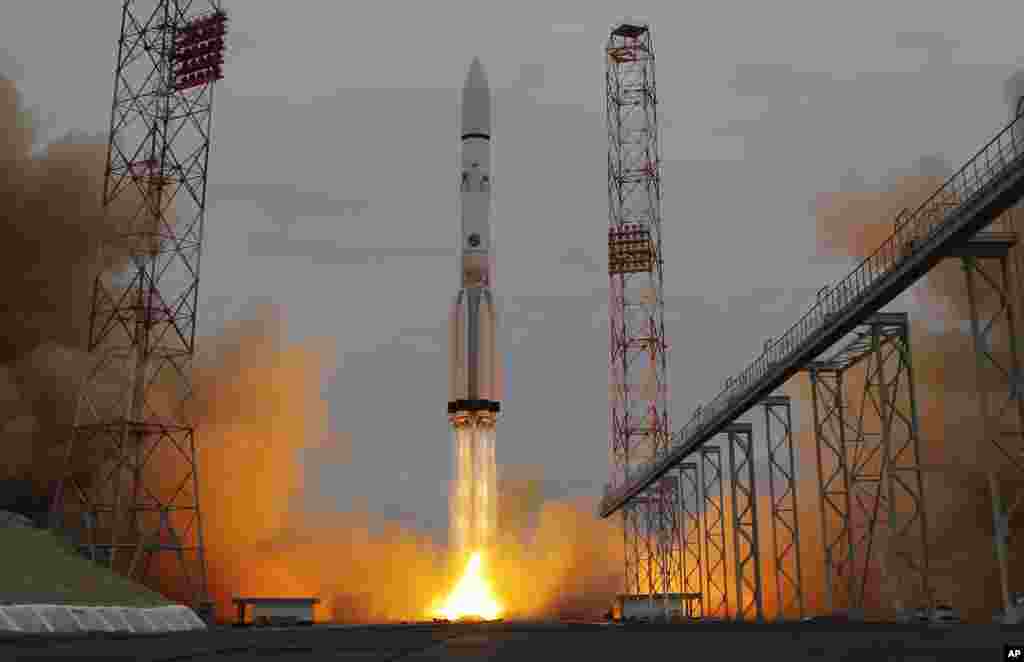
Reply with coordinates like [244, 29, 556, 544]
[0, 71, 626, 624]
[443, 420, 502, 620]
[450, 422, 496, 552]
[435, 551, 502, 621]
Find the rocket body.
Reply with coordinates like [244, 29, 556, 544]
[448, 57, 500, 553]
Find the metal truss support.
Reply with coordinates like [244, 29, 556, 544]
[808, 362, 854, 613]
[656, 474, 684, 611]
[726, 423, 764, 621]
[700, 445, 729, 618]
[51, 1, 228, 612]
[950, 233, 1024, 616]
[679, 462, 703, 618]
[806, 312, 931, 618]
[761, 395, 804, 620]
[621, 501, 649, 598]
[623, 480, 680, 619]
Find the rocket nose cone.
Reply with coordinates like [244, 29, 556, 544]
[462, 57, 490, 135]
[465, 57, 488, 90]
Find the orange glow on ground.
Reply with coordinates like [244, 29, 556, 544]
[434, 551, 502, 621]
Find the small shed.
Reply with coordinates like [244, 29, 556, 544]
[232, 597, 319, 626]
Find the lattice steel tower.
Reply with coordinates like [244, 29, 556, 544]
[51, 1, 228, 610]
[605, 22, 680, 610]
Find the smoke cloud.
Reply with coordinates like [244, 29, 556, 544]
[0, 73, 626, 623]
[1005, 70, 1024, 116]
[796, 75, 1024, 620]
[13, 55, 1022, 625]
[155, 310, 626, 622]
[0, 76, 149, 494]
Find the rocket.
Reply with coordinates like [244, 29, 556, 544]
[448, 57, 500, 553]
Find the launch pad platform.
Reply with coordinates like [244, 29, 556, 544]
[1, 619, 1020, 660]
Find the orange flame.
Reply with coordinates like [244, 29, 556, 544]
[434, 551, 502, 621]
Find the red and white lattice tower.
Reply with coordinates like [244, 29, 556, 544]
[605, 22, 681, 611]
[51, 1, 228, 612]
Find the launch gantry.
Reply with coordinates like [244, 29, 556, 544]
[605, 22, 682, 617]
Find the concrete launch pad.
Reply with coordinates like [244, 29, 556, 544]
[1, 619, 1021, 661]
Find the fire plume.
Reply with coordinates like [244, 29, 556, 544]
[435, 551, 502, 621]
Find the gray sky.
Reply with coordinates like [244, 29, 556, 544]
[4, 1, 1023, 540]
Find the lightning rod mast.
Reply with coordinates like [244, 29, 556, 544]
[52, 0, 229, 614]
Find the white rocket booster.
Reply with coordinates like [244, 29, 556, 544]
[448, 57, 499, 553]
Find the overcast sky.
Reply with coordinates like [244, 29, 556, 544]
[4, 1, 1023, 540]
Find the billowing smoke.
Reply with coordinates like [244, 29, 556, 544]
[19, 57, 1024, 624]
[797, 75, 1024, 620]
[0, 76, 147, 498]
[0, 72, 626, 623]
[491, 465, 623, 619]
[1005, 70, 1024, 116]
[154, 311, 625, 622]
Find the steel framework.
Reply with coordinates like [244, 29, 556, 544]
[725, 423, 764, 621]
[658, 474, 684, 599]
[947, 233, 1024, 616]
[807, 313, 931, 617]
[807, 362, 854, 613]
[761, 395, 804, 620]
[700, 445, 728, 618]
[605, 22, 676, 613]
[679, 462, 703, 618]
[51, 0, 227, 610]
[601, 107, 1024, 519]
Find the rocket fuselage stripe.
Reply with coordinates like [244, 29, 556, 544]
[461, 132, 490, 141]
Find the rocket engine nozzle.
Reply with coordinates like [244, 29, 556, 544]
[447, 399, 502, 414]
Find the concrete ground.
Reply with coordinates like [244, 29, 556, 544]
[0, 620, 1021, 661]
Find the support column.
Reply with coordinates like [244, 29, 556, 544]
[639, 497, 659, 606]
[679, 462, 703, 618]
[655, 473, 684, 618]
[870, 315, 932, 616]
[626, 491, 666, 615]
[808, 313, 932, 618]
[622, 503, 643, 598]
[808, 363, 855, 614]
[726, 423, 764, 622]
[700, 445, 729, 619]
[642, 498, 659, 607]
[847, 322, 899, 618]
[951, 234, 1024, 616]
[762, 395, 805, 621]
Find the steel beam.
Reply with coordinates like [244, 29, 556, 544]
[809, 363, 855, 613]
[656, 474, 684, 616]
[621, 496, 661, 606]
[807, 313, 931, 617]
[955, 234, 1024, 616]
[700, 445, 728, 619]
[621, 503, 642, 598]
[679, 462, 703, 618]
[761, 395, 804, 620]
[726, 423, 764, 621]
[621, 490, 675, 617]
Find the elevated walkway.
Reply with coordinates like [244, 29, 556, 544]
[601, 110, 1024, 517]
